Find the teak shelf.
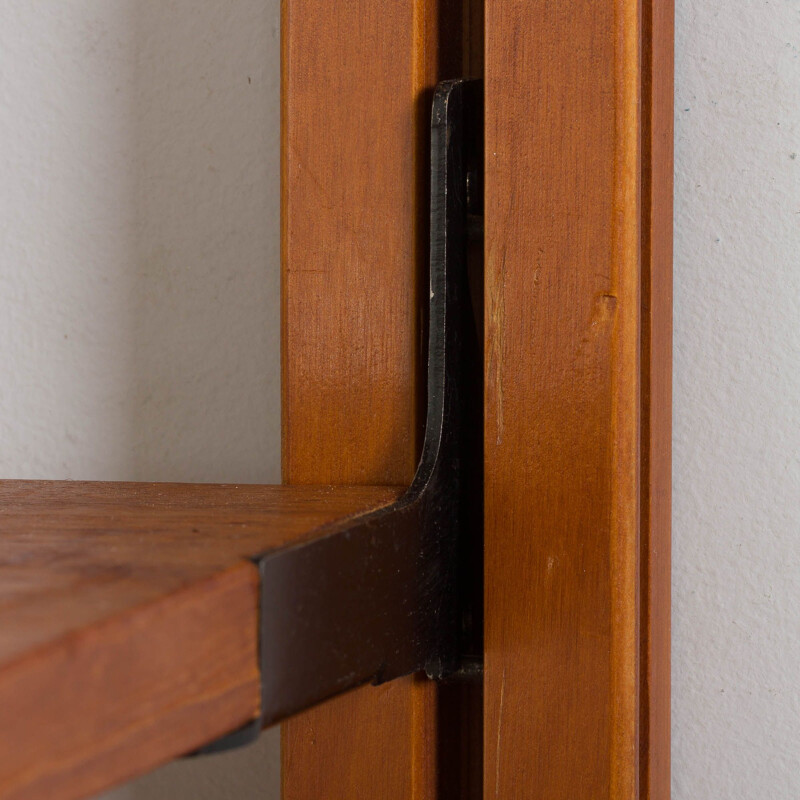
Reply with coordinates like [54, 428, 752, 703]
[0, 481, 400, 800]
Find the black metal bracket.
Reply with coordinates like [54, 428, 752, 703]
[199, 78, 483, 754]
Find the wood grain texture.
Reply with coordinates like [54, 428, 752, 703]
[641, 0, 674, 797]
[0, 564, 258, 800]
[484, 0, 669, 797]
[0, 481, 399, 800]
[281, 0, 465, 797]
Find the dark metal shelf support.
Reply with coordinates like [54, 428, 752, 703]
[201, 78, 483, 753]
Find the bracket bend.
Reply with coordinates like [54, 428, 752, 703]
[202, 78, 483, 752]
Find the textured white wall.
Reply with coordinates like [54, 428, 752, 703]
[673, 0, 800, 797]
[0, 1, 281, 797]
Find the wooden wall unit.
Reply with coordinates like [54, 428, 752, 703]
[0, 1, 671, 798]
[282, 0, 673, 795]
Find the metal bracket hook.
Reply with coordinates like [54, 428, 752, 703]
[200, 78, 483, 753]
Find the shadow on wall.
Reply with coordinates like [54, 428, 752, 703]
[108, 736, 281, 800]
[0, 0, 281, 488]
[128, 0, 281, 485]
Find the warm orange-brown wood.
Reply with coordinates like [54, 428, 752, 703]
[484, 0, 671, 798]
[641, 0, 673, 797]
[0, 481, 399, 800]
[280, 0, 467, 797]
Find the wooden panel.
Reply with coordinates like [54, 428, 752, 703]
[641, 0, 674, 796]
[0, 481, 399, 800]
[282, 0, 459, 486]
[484, 0, 670, 797]
[0, 565, 258, 800]
[281, 0, 464, 797]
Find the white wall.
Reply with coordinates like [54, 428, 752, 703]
[2, 1, 799, 798]
[673, 0, 800, 796]
[0, 1, 281, 797]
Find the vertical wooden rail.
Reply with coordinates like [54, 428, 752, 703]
[281, 0, 465, 797]
[484, 1, 672, 799]
[641, 0, 674, 797]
